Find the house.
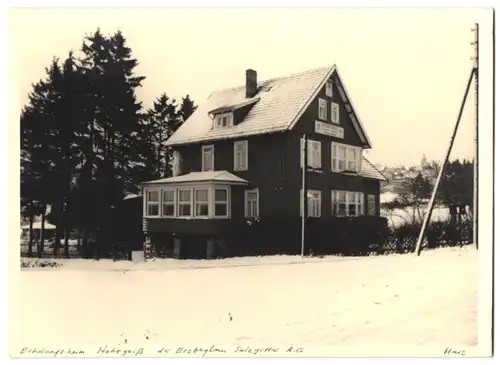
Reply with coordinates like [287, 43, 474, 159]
[141, 64, 387, 258]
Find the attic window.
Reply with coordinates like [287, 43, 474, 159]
[326, 80, 333, 97]
[331, 103, 339, 124]
[214, 112, 234, 129]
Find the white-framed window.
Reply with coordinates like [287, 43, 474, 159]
[347, 192, 356, 216]
[318, 98, 327, 121]
[202, 145, 214, 172]
[332, 190, 346, 217]
[146, 190, 160, 217]
[301, 138, 322, 169]
[245, 189, 259, 218]
[194, 188, 209, 217]
[214, 112, 234, 129]
[162, 189, 176, 217]
[367, 194, 376, 216]
[214, 188, 229, 217]
[144, 186, 233, 219]
[234, 140, 248, 171]
[332, 190, 364, 217]
[178, 189, 192, 217]
[331, 102, 339, 124]
[300, 189, 322, 217]
[348, 148, 357, 171]
[325, 80, 333, 97]
[331, 142, 362, 173]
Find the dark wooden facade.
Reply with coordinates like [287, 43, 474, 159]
[161, 71, 381, 222]
[141, 68, 385, 258]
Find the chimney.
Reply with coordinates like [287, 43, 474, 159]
[245, 69, 258, 98]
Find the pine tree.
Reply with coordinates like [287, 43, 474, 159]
[20, 111, 44, 258]
[143, 93, 180, 179]
[438, 159, 473, 208]
[20, 28, 200, 259]
[21, 60, 65, 256]
[55, 53, 82, 257]
[178, 94, 197, 123]
[73, 29, 108, 253]
[78, 29, 146, 249]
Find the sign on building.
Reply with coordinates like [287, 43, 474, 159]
[314, 121, 344, 139]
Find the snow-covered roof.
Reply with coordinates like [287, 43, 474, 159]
[361, 157, 387, 182]
[166, 64, 371, 148]
[142, 171, 249, 185]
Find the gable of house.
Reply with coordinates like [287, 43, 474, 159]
[292, 71, 367, 148]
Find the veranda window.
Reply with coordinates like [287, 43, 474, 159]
[195, 188, 209, 217]
[162, 190, 175, 216]
[178, 189, 192, 217]
[146, 190, 160, 216]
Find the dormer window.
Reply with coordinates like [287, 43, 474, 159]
[214, 112, 234, 129]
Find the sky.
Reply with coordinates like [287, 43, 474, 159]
[11, 7, 493, 167]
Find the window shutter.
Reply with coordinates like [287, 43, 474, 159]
[331, 143, 337, 171]
[172, 151, 181, 177]
[360, 193, 365, 216]
[358, 149, 362, 173]
[300, 138, 305, 168]
[307, 141, 313, 165]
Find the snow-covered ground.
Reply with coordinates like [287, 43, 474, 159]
[379, 191, 456, 228]
[381, 206, 451, 228]
[12, 246, 478, 357]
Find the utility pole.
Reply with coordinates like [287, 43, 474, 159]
[472, 23, 479, 250]
[415, 68, 476, 256]
[415, 24, 479, 256]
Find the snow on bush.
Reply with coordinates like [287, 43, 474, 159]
[21, 259, 62, 269]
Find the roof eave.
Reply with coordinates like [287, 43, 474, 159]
[166, 128, 287, 147]
[141, 178, 248, 186]
[333, 67, 373, 149]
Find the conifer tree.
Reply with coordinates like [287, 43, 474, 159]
[178, 94, 197, 123]
[144, 93, 179, 179]
[78, 29, 146, 248]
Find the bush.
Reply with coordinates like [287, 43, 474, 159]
[21, 259, 61, 268]
[223, 216, 389, 258]
[385, 218, 473, 254]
